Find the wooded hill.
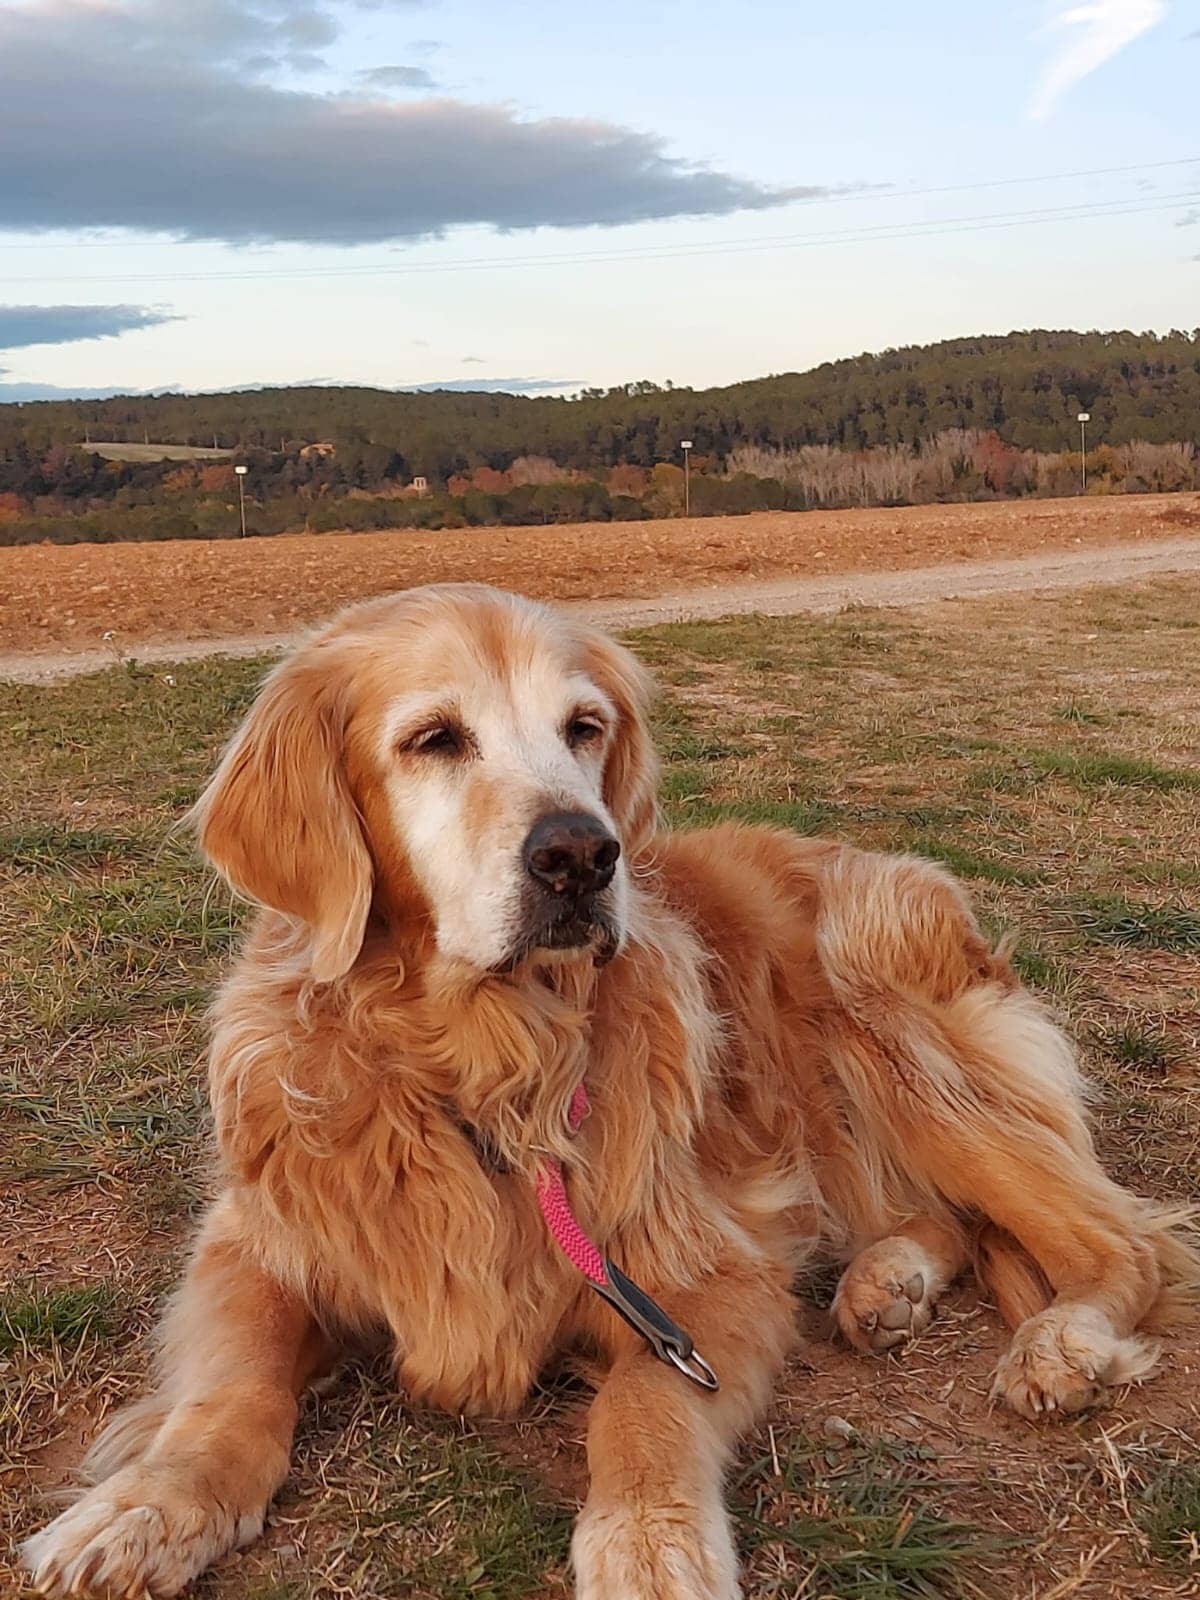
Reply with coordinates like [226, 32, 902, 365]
[1, 329, 1198, 544]
[5, 328, 1200, 466]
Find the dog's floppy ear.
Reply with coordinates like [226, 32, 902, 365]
[584, 630, 660, 858]
[190, 651, 372, 982]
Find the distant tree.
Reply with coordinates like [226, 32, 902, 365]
[198, 463, 236, 493]
[509, 454, 568, 485]
[608, 463, 650, 496]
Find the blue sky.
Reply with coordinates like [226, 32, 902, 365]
[0, 0, 1197, 400]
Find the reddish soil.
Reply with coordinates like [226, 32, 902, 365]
[2, 493, 1197, 658]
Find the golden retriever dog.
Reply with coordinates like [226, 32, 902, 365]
[25, 584, 1194, 1599]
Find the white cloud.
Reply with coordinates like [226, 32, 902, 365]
[1030, 0, 1167, 120]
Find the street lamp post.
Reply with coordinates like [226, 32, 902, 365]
[234, 464, 248, 537]
[1076, 412, 1090, 494]
[680, 439, 693, 516]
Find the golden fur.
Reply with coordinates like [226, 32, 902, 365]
[25, 585, 1196, 1600]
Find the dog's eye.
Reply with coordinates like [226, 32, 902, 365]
[566, 714, 605, 750]
[407, 724, 464, 756]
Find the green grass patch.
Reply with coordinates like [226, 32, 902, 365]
[659, 729, 753, 764]
[737, 1431, 1000, 1598]
[317, 1411, 571, 1600]
[658, 762, 713, 810]
[1052, 702, 1106, 724]
[1138, 1461, 1200, 1569]
[0, 654, 267, 823]
[910, 837, 1040, 887]
[1, 825, 149, 871]
[1007, 945, 1077, 995]
[1026, 748, 1200, 793]
[1095, 1023, 1181, 1077]
[666, 796, 834, 835]
[1076, 895, 1200, 952]
[0, 1283, 124, 1353]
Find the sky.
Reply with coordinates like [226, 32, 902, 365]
[0, 0, 1197, 401]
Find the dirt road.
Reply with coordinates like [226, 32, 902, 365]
[3, 532, 1198, 683]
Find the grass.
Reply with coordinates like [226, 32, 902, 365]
[737, 1432, 998, 1598]
[1008, 945, 1077, 995]
[1076, 894, 1200, 952]
[1096, 1023, 1182, 1078]
[282, 1388, 573, 1600]
[908, 836, 1040, 887]
[0, 1285, 124, 1355]
[1137, 1461, 1200, 1568]
[1025, 748, 1200, 792]
[3, 574, 1199, 1598]
[85, 441, 233, 463]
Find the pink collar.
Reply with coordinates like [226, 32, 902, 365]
[534, 1082, 718, 1390]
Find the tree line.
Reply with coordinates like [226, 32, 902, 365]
[1, 329, 1198, 545]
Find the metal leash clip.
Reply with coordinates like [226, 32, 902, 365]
[590, 1259, 720, 1391]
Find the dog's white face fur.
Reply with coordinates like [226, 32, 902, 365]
[193, 585, 656, 980]
[373, 640, 629, 971]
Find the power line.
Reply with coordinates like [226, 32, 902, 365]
[1, 190, 1197, 286]
[0, 155, 1195, 255]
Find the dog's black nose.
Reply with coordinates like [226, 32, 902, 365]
[524, 812, 620, 898]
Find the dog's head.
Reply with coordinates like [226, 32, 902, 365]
[191, 585, 658, 981]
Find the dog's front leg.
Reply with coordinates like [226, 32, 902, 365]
[573, 1252, 794, 1600]
[23, 1196, 333, 1599]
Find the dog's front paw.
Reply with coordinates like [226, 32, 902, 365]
[573, 1493, 740, 1600]
[991, 1304, 1160, 1420]
[22, 1464, 262, 1598]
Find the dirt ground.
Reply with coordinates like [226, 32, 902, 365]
[3, 491, 1198, 660]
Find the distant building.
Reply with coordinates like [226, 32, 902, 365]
[299, 441, 336, 460]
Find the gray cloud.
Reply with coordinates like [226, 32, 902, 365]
[1176, 208, 1200, 227]
[0, 1, 821, 247]
[356, 65, 437, 89]
[134, 0, 342, 73]
[0, 304, 177, 350]
[0, 378, 175, 402]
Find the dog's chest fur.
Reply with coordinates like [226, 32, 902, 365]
[208, 914, 729, 1415]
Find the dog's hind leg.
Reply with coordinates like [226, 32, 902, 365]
[23, 1196, 332, 1599]
[845, 997, 1174, 1416]
[833, 978, 1178, 1417]
[814, 848, 1196, 1420]
[833, 1215, 969, 1353]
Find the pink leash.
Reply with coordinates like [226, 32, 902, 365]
[534, 1082, 719, 1390]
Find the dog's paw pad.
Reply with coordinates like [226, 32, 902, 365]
[834, 1249, 934, 1354]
